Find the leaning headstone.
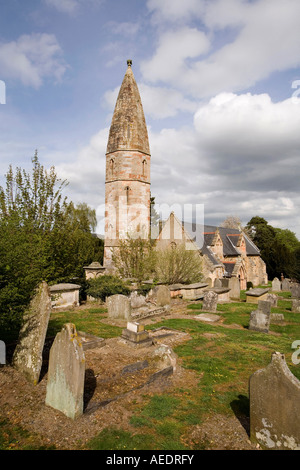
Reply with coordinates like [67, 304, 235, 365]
[107, 294, 131, 320]
[290, 282, 300, 299]
[249, 352, 300, 450]
[202, 290, 218, 313]
[45, 323, 85, 420]
[292, 299, 300, 313]
[271, 277, 281, 292]
[266, 293, 278, 308]
[228, 277, 240, 300]
[249, 301, 271, 333]
[12, 281, 52, 385]
[153, 285, 171, 306]
[282, 278, 291, 292]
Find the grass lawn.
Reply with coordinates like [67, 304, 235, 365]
[1, 293, 300, 450]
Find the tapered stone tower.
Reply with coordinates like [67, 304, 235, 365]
[103, 60, 151, 267]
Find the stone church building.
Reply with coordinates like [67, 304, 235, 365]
[156, 212, 268, 288]
[103, 60, 268, 288]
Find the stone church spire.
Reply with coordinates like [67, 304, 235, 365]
[103, 60, 151, 267]
[106, 59, 150, 156]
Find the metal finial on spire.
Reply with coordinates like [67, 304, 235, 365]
[127, 59, 132, 67]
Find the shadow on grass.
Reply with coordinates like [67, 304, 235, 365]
[230, 394, 250, 437]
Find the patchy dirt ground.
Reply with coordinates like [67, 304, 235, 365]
[0, 300, 259, 451]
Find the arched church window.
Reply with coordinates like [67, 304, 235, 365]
[109, 159, 114, 176]
[142, 159, 147, 177]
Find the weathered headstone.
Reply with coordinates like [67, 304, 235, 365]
[266, 293, 278, 308]
[249, 352, 300, 450]
[202, 290, 218, 313]
[45, 323, 85, 420]
[153, 285, 171, 306]
[12, 281, 52, 385]
[282, 278, 291, 292]
[292, 299, 300, 313]
[0, 340, 5, 365]
[228, 277, 241, 300]
[214, 278, 222, 288]
[271, 277, 281, 292]
[107, 294, 131, 320]
[290, 282, 300, 299]
[249, 300, 271, 333]
[130, 291, 147, 309]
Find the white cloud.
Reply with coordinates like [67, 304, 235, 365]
[146, 0, 204, 23]
[141, 27, 211, 84]
[143, 0, 300, 99]
[44, 0, 103, 15]
[44, 0, 79, 14]
[0, 33, 67, 87]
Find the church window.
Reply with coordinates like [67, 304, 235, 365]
[109, 159, 114, 176]
[142, 159, 147, 177]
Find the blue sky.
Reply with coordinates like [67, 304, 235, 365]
[0, 0, 300, 237]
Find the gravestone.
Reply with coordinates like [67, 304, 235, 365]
[282, 278, 291, 292]
[202, 290, 218, 313]
[12, 281, 52, 385]
[45, 323, 85, 420]
[130, 291, 147, 309]
[0, 340, 5, 365]
[271, 277, 281, 292]
[214, 278, 222, 288]
[153, 285, 171, 306]
[249, 352, 300, 450]
[249, 300, 271, 333]
[292, 299, 300, 313]
[290, 283, 300, 299]
[266, 293, 278, 308]
[107, 294, 131, 320]
[228, 277, 240, 300]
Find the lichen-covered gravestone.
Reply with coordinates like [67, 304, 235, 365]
[153, 285, 171, 307]
[45, 323, 85, 419]
[249, 352, 300, 450]
[12, 281, 52, 385]
[290, 282, 300, 299]
[107, 294, 131, 320]
[202, 290, 218, 313]
[249, 300, 271, 333]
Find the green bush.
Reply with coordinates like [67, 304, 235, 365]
[86, 275, 130, 301]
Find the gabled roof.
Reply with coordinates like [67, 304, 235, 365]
[183, 222, 260, 258]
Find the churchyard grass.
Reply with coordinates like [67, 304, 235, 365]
[2, 297, 300, 450]
[47, 306, 123, 339]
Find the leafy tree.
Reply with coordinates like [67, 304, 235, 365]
[155, 243, 203, 285]
[245, 216, 299, 280]
[0, 153, 102, 334]
[86, 275, 130, 302]
[112, 237, 157, 284]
